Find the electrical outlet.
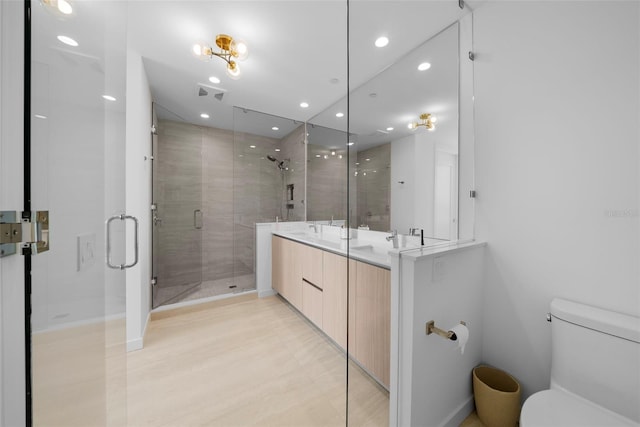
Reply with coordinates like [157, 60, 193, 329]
[77, 233, 96, 272]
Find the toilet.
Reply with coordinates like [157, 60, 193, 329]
[520, 298, 640, 426]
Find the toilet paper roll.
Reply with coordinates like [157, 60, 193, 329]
[450, 323, 469, 355]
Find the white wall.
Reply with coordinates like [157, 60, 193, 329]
[0, 2, 25, 424]
[125, 49, 153, 351]
[391, 134, 417, 233]
[474, 1, 640, 399]
[393, 244, 485, 427]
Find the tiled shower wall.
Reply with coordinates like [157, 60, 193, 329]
[157, 119, 299, 289]
[356, 143, 390, 231]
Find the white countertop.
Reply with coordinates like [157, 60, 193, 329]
[270, 224, 451, 269]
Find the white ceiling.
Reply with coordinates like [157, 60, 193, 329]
[32, 1, 475, 150]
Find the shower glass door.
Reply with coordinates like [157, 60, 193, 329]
[152, 104, 204, 307]
[30, 0, 128, 424]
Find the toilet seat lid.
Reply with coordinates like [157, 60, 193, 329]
[521, 389, 639, 427]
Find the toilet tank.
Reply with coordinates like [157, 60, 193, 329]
[549, 298, 640, 423]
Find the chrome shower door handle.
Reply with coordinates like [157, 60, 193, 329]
[194, 209, 203, 229]
[106, 214, 139, 270]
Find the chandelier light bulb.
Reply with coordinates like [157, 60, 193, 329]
[226, 62, 241, 79]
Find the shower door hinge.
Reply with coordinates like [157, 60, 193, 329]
[0, 210, 50, 257]
[151, 204, 157, 211]
[469, 190, 477, 198]
[151, 277, 157, 286]
[469, 51, 475, 61]
[151, 124, 158, 135]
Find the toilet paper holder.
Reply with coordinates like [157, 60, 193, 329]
[426, 320, 466, 341]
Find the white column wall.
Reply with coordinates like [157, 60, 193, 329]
[125, 49, 152, 351]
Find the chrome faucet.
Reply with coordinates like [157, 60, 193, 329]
[409, 227, 420, 236]
[309, 221, 319, 233]
[386, 230, 399, 248]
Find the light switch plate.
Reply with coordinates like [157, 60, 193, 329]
[77, 233, 96, 272]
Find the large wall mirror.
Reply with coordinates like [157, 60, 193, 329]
[308, 22, 461, 240]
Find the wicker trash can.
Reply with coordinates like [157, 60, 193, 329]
[472, 365, 521, 427]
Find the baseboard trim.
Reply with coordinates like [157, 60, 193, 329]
[258, 289, 276, 298]
[439, 395, 474, 427]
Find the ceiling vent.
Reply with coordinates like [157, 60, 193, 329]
[196, 83, 227, 101]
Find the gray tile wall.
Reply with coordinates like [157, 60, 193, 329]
[156, 119, 303, 292]
[356, 143, 391, 231]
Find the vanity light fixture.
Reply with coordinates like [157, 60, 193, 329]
[192, 34, 248, 79]
[409, 113, 436, 131]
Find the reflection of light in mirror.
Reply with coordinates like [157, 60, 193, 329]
[375, 36, 389, 47]
[418, 62, 431, 71]
[57, 35, 78, 47]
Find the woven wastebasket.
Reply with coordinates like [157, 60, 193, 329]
[472, 365, 521, 427]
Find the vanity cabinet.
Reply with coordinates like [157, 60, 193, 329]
[271, 235, 390, 388]
[271, 236, 302, 310]
[352, 261, 391, 387]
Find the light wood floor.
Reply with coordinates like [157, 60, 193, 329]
[34, 294, 389, 426]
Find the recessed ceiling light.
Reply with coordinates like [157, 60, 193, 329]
[272, 126, 279, 131]
[336, 112, 344, 118]
[331, 151, 336, 156]
[34, 114, 47, 119]
[57, 0, 73, 14]
[57, 35, 78, 47]
[102, 95, 116, 101]
[356, 162, 360, 165]
[315, 154, 321, 158]
[418, 62, 432, 71]
[375, 36, 389, 48]
[323, 155, 328, 159]
[339, 155, 343, 159]
[275, 148, 281, 152]
[249, 145, 256, 149]
[386, 127, 394, 131]
[300, 102, 309, 108]
[209, 76, 221, 84]
[200, 113, 210, 119]
[347, 142, 355, 146]
[365, 158, 370, 161]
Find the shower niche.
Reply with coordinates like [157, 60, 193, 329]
[151, 104, 306, 308]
